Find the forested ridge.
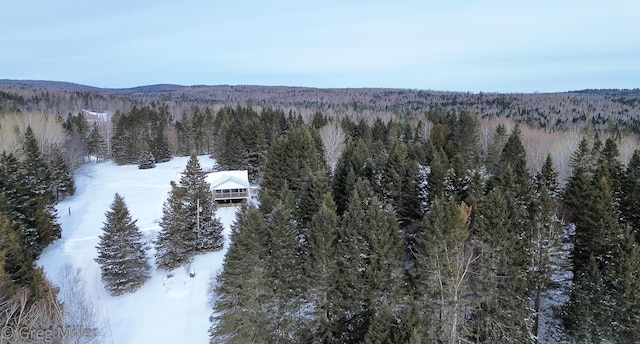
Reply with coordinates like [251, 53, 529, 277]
[2, 80, 640, 133]
[1, 80, 640, 343]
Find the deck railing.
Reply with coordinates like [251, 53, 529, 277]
[213, 191, 249, 200]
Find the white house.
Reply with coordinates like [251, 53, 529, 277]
[205, 170, 252, 206]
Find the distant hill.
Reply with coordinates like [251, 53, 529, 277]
[1, 79, 639, 132]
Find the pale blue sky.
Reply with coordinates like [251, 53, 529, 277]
[2, 1, 638, 92]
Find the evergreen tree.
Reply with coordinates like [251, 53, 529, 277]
[492, 124, 530, 196]
[264, 200, 305, 342]
[242, 116, 267, 182]
[332, 139, 370, 215]
[621, 150, 640, 239]
[415, 198, 475, 343]
[296, 170, 331, 229]
[22, 126, 53, 203]
[305, 193, 339, 343]
[156, 154, 223, 270]
[381, 140, 422, 227]
[263, 127, 326, 194]
[596, 137, 623, 194]
[332, 179, 402, 342]
[210, 206, 271, 343]
[111, 106, 171, 165]
[528, 185, 562, 342]
[426, 149, 447, 206]
[95, 193, 150, 295]
[564, 174, 619, 342]
[213, 115, 244, 169]
[536, 153, 559, 198]
[0, 151, 60, 258]
[48, 146, 75, 202]
[87, 121, 108, 162]
[137, 149, 156, 169]
[155, 182, 194, 270]
[485, 124, 508, 176]
[469, 188, 530, 343]
[562, 138, 593, 223]
[610, 225, 640, 341]
[0, 213, 35, 291]
[179, 153, 223, 252]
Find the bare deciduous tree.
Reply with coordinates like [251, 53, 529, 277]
[57, 263, 103, 344]
[0, 112, 67, 158]
[319, 121, 346, 173]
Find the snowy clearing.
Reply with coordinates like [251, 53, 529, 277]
[38, 156, 236, 344]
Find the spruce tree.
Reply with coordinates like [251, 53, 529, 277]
[562, 138, 593, 223]
[242, 116, 267, 182]
[137, 149, 156, 169]
[415, 197, 475, 342]
[155, 182, 194, 270]
[22, 126, 53, 203]
[1, 151, 60, 258]
[262, 127, 326, 197]
[426, 149, 447, 206]
[305, 193, 339, 343]
[332, 139, 370, 216]
[485, 123, 508, 176]
[621, 150, 640, 239]
[528, 185, 562, 341]
[48, 146, 75, 202]
[469, 187, 530, 343]
[87, 121, 108, 162]
[179, 153, 223, 252]
[536, 153, 559, 198]
[156, 154, 223, 269]
[381, 140, 422, 227]
[95, 193, 150, 295]
[0, 213, 36, 291]
[264, 200, 305, 342]
[296, 170, 331, 229]
[210, 206, 271, 343]
[332, 179, 402, 342]
[564, 174, 619, 342]
[610, 225, 640, 341]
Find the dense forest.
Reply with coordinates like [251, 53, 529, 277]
[1, 80, 639, 343]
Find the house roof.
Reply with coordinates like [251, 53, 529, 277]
[205, 170, 250, 190]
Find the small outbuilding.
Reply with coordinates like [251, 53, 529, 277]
[205, 170, 251, 206]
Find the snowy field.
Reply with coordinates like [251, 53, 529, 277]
[38, 156, 236, 344]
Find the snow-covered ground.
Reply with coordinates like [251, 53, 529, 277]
[38, 156, 236, 344]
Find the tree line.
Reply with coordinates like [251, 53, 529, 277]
[209, 109, 640, 343]
[0, 121, 76, 332]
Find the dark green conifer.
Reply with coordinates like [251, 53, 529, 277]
[210, 206, 271, 343]
[264, 200, 305, 342]
[536, 153, 559, 198]
[333, 179, 402, 342]
[87, 121, 108, 162]
[48, 146, 75, 202]
[621, 150, 640, 238]
[180, 154, 224, 252]
[137, 149, 156, 169]
[415, 198, 474, 342]
[155, 182, 193, 270]
[469, 188, 530, 343]
[332, 139, 369, 215]
[305, 193, 339, 343]
[95, 193, 150, 295]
